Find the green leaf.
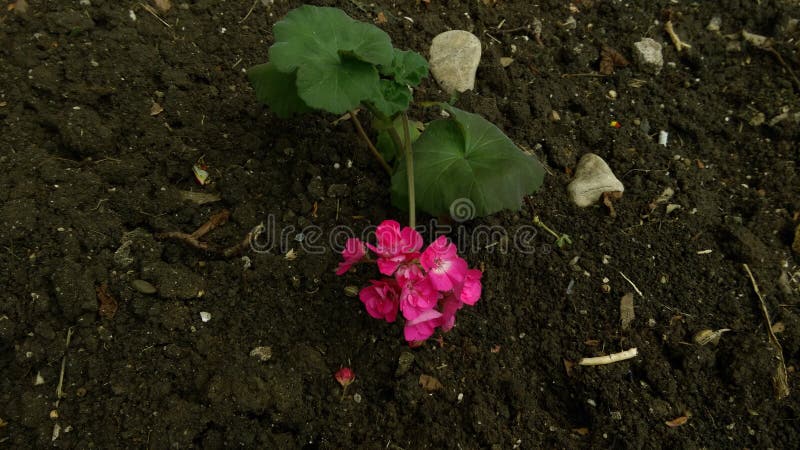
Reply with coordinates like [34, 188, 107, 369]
[380, 49, 429, 87]
[247, 63, 311, 118]
[391, 105, 545, 217]
[369, 80, 412, 117]
[268, 5, 394, 114]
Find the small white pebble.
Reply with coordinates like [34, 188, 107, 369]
[200, 311, 212, 322]
[34, 372, 45, 385]
[333, 162, 340, 169]
[353, 393, 362, 403]
[607, 90, 618, 99]
[220, 27, 227, 34]
[659, 131, 669, 146]
[457, 392, 464, 402]
[129, 10, 137, 21]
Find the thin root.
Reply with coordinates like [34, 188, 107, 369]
[665, 21, 691, 52]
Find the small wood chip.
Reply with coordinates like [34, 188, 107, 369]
[419, 374, 443, 392]
[665, 415, 689, 428]
[579, 348, 638, 366]
[620, 293, 635, 330]
[150, 102, 164, 116]
[96, 283, 118, 319]
[375, 11, 387, 24]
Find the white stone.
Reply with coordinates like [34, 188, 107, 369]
[633, 38, 663, 75]
[567, 153, 624, 207]
[429, 30, 481, 94]
[250, 346, 273, 362]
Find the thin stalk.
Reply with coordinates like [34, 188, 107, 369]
[401, 113, 416, 229]
[350, 110, 391, 175]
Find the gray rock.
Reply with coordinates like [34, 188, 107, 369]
[567, 153, 624, 207]
[131, 279, 157, 295]
[429, 30, 482, 94]
[633, 38, 664, 75]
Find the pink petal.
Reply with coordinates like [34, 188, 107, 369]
[403, 308, 442, 342]
[458, 269, 483, 305]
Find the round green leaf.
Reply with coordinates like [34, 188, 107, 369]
[391, 105, 545, 217]
[268, 5, 394, 114]
[247, 63, 311, 118]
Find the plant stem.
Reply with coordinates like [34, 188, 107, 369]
[401, 113, 416, 229]
[350, 110, 391, 175]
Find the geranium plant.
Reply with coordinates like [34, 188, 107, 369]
[248, 5, 545, 224]
[248, 5, 544, 342]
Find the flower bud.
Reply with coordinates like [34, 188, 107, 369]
[334, 367, 355, 388]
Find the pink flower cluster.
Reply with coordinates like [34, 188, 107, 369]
[336, 220, 482, 343]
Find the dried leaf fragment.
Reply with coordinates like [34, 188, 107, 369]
[620, 293, 635, 330]
[572, 427, 590, 436]
[178, 190, 221, 205]
[693, 328, 731, 346]
[150, 102, 164, 116]
[419, 374, 443, 392]
[375, 11, 387, 24]
[96, 283, 118, 319]
[665, 415, 689, 428]
[599, 45, 629, 75]
[563, 358, 576, 377]
[602, 191, 622, 217]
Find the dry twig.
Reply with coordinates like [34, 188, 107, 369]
[743, 264, 790, 399]
[579, 348, 638, 366]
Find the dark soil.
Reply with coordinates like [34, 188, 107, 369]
[2, 0, 800, 448]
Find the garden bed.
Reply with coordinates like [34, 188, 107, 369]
[1, 0, 799, 447]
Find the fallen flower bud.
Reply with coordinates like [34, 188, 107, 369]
[334, 367, 355, 388]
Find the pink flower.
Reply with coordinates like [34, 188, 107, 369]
[438, 293, 464, 332]
[394, 262, 422, 285]
[398, 274, 438, 320]
[358, 279, 400, 323]
[455, 269, 482, 305]
[403, 308, 442, 342]
[367, 220, 423, 276]
[334, 367, 355, 388]
[420, 236, 468, 291]
[336, 238, 366, 275]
